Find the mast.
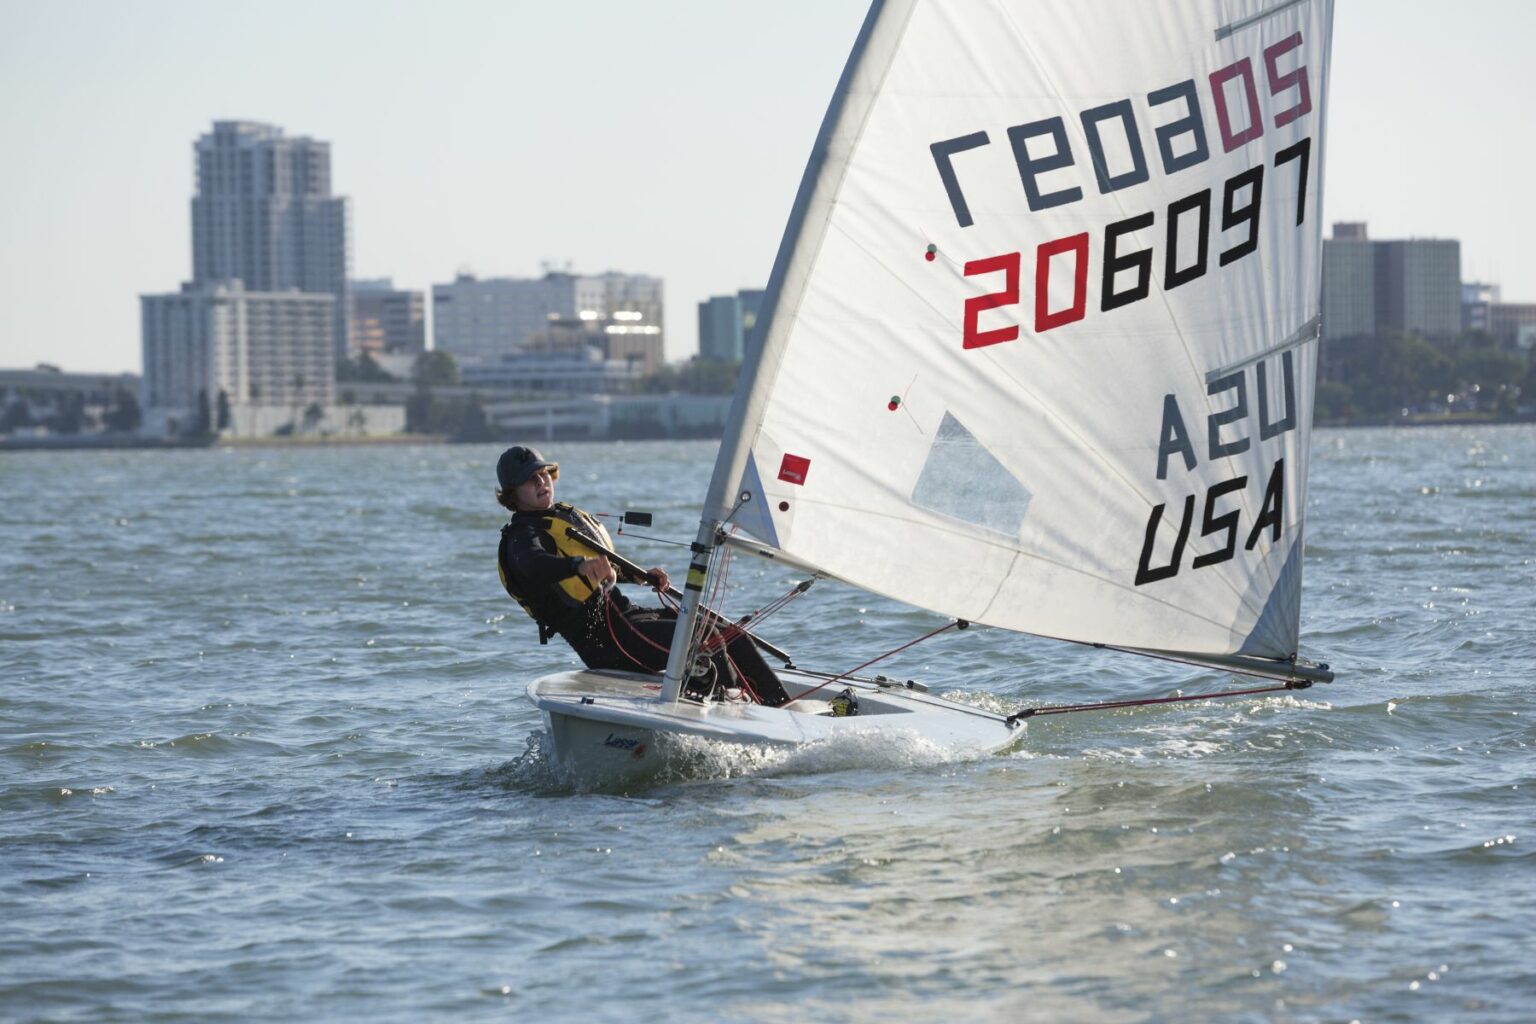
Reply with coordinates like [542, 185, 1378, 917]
[660, 0, 900, 703]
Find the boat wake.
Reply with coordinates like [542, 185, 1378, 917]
[496, 725, 991, 794]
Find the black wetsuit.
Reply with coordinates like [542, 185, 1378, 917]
[498, 504, 789, 706]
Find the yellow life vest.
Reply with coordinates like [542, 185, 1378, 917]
[497, 503, 617, 640]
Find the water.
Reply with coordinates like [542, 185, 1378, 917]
[2, 427, 1532, 1022]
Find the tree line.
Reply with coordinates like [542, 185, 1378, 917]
[1318, 331, 1535, 423]
[0, 384, 143, 435]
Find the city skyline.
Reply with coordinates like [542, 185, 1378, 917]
[3, 0, 1534, 374]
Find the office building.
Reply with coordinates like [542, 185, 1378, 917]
[1321, 223, 1376, 341]
[739, 289, 765, 349]
[529, 311, 663, 375]
[191, 121, 352, 359]
[1489, 302, 1536, 349]
[351, 279, 425, 357]
[458, 348, 646, 395]
[1321, 223, 1461, 343]
[697, 288, 767, 362]
[1376, 238, 1461, 339]
[698, 295, 742, 362]
[432, 270, 663, 362]
[1459, 282, 1534, 348]
[1463, 282, 1499, 334]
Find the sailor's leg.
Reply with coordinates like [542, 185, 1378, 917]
[607, 606, 676, 673]
[716, 633, 791, 707]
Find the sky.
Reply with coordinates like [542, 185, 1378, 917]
[1, 0, 1533, 374]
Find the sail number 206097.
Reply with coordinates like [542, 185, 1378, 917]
[929, 29, 1319, 347]
[959, 142, 1309, 347]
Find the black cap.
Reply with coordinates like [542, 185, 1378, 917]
[497, 446, 559, 490]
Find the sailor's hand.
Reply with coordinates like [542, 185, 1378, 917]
[578, 555, 617, 589]
[645, 567, 670, 593]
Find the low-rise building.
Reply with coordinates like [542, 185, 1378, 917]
[0, 367, 141, 435]
[458, 348, 645, 395]
[525, 312, 663, 378]
[432, 270, 663, 362]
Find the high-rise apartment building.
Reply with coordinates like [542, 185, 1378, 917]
[431, 271, 662, 362]
[141, 282, 335, 435]
[191, 121, 352, 359]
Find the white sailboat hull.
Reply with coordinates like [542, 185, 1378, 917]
[528, 668, 1023, 775]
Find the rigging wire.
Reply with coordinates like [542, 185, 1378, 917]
[700, 526, 816, 641]
[720, 491, 751, 528]
[782, 620, 964, 707]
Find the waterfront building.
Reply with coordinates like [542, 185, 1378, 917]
[698, 295, 742, 362]
[697, 288, 766, 362]
[1321, 222, 1377, 342]
[432, 270, 663, 362]
[444, 297, 665, 398]
[0, 367, 141, 436]
[140, 282, 335, 436]
[458, 348, 646, 395]
[739, 289, 765, 350]
[350, 279, 425, 357]
[1321, 223, 1462, 343]
[1461, 282, 1536, 349]
[1463, 282, 1499, 334]
[479, 392, 733, 441]
[191, 121, 352, 359]
[1376, 238, 1461, 339]
[524, 311, 664, 378]
[1489, 302, 1536, 349]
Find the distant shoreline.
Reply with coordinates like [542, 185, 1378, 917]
[1314, 413, 1536, 429]
[0, 433, 446, 453]
[4, 415, 1534, 453]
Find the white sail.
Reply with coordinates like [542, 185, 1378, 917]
[712, 0, 1335, 662]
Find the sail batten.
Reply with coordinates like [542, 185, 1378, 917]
[1215, 0, 1313, 41]
[1206, 317, 1321, 383]
[684, 0, 1334, 678]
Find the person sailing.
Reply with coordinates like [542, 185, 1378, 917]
[494, 445, 791, 707]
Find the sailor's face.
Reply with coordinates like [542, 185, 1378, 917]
[515, 468, 555, 510]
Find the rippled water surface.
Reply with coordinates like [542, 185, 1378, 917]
[3, 427, 1533, 1022]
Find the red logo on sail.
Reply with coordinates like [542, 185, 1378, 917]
[778, 454, 811, 486]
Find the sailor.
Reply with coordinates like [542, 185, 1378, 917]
[494, 445, 790, 707]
